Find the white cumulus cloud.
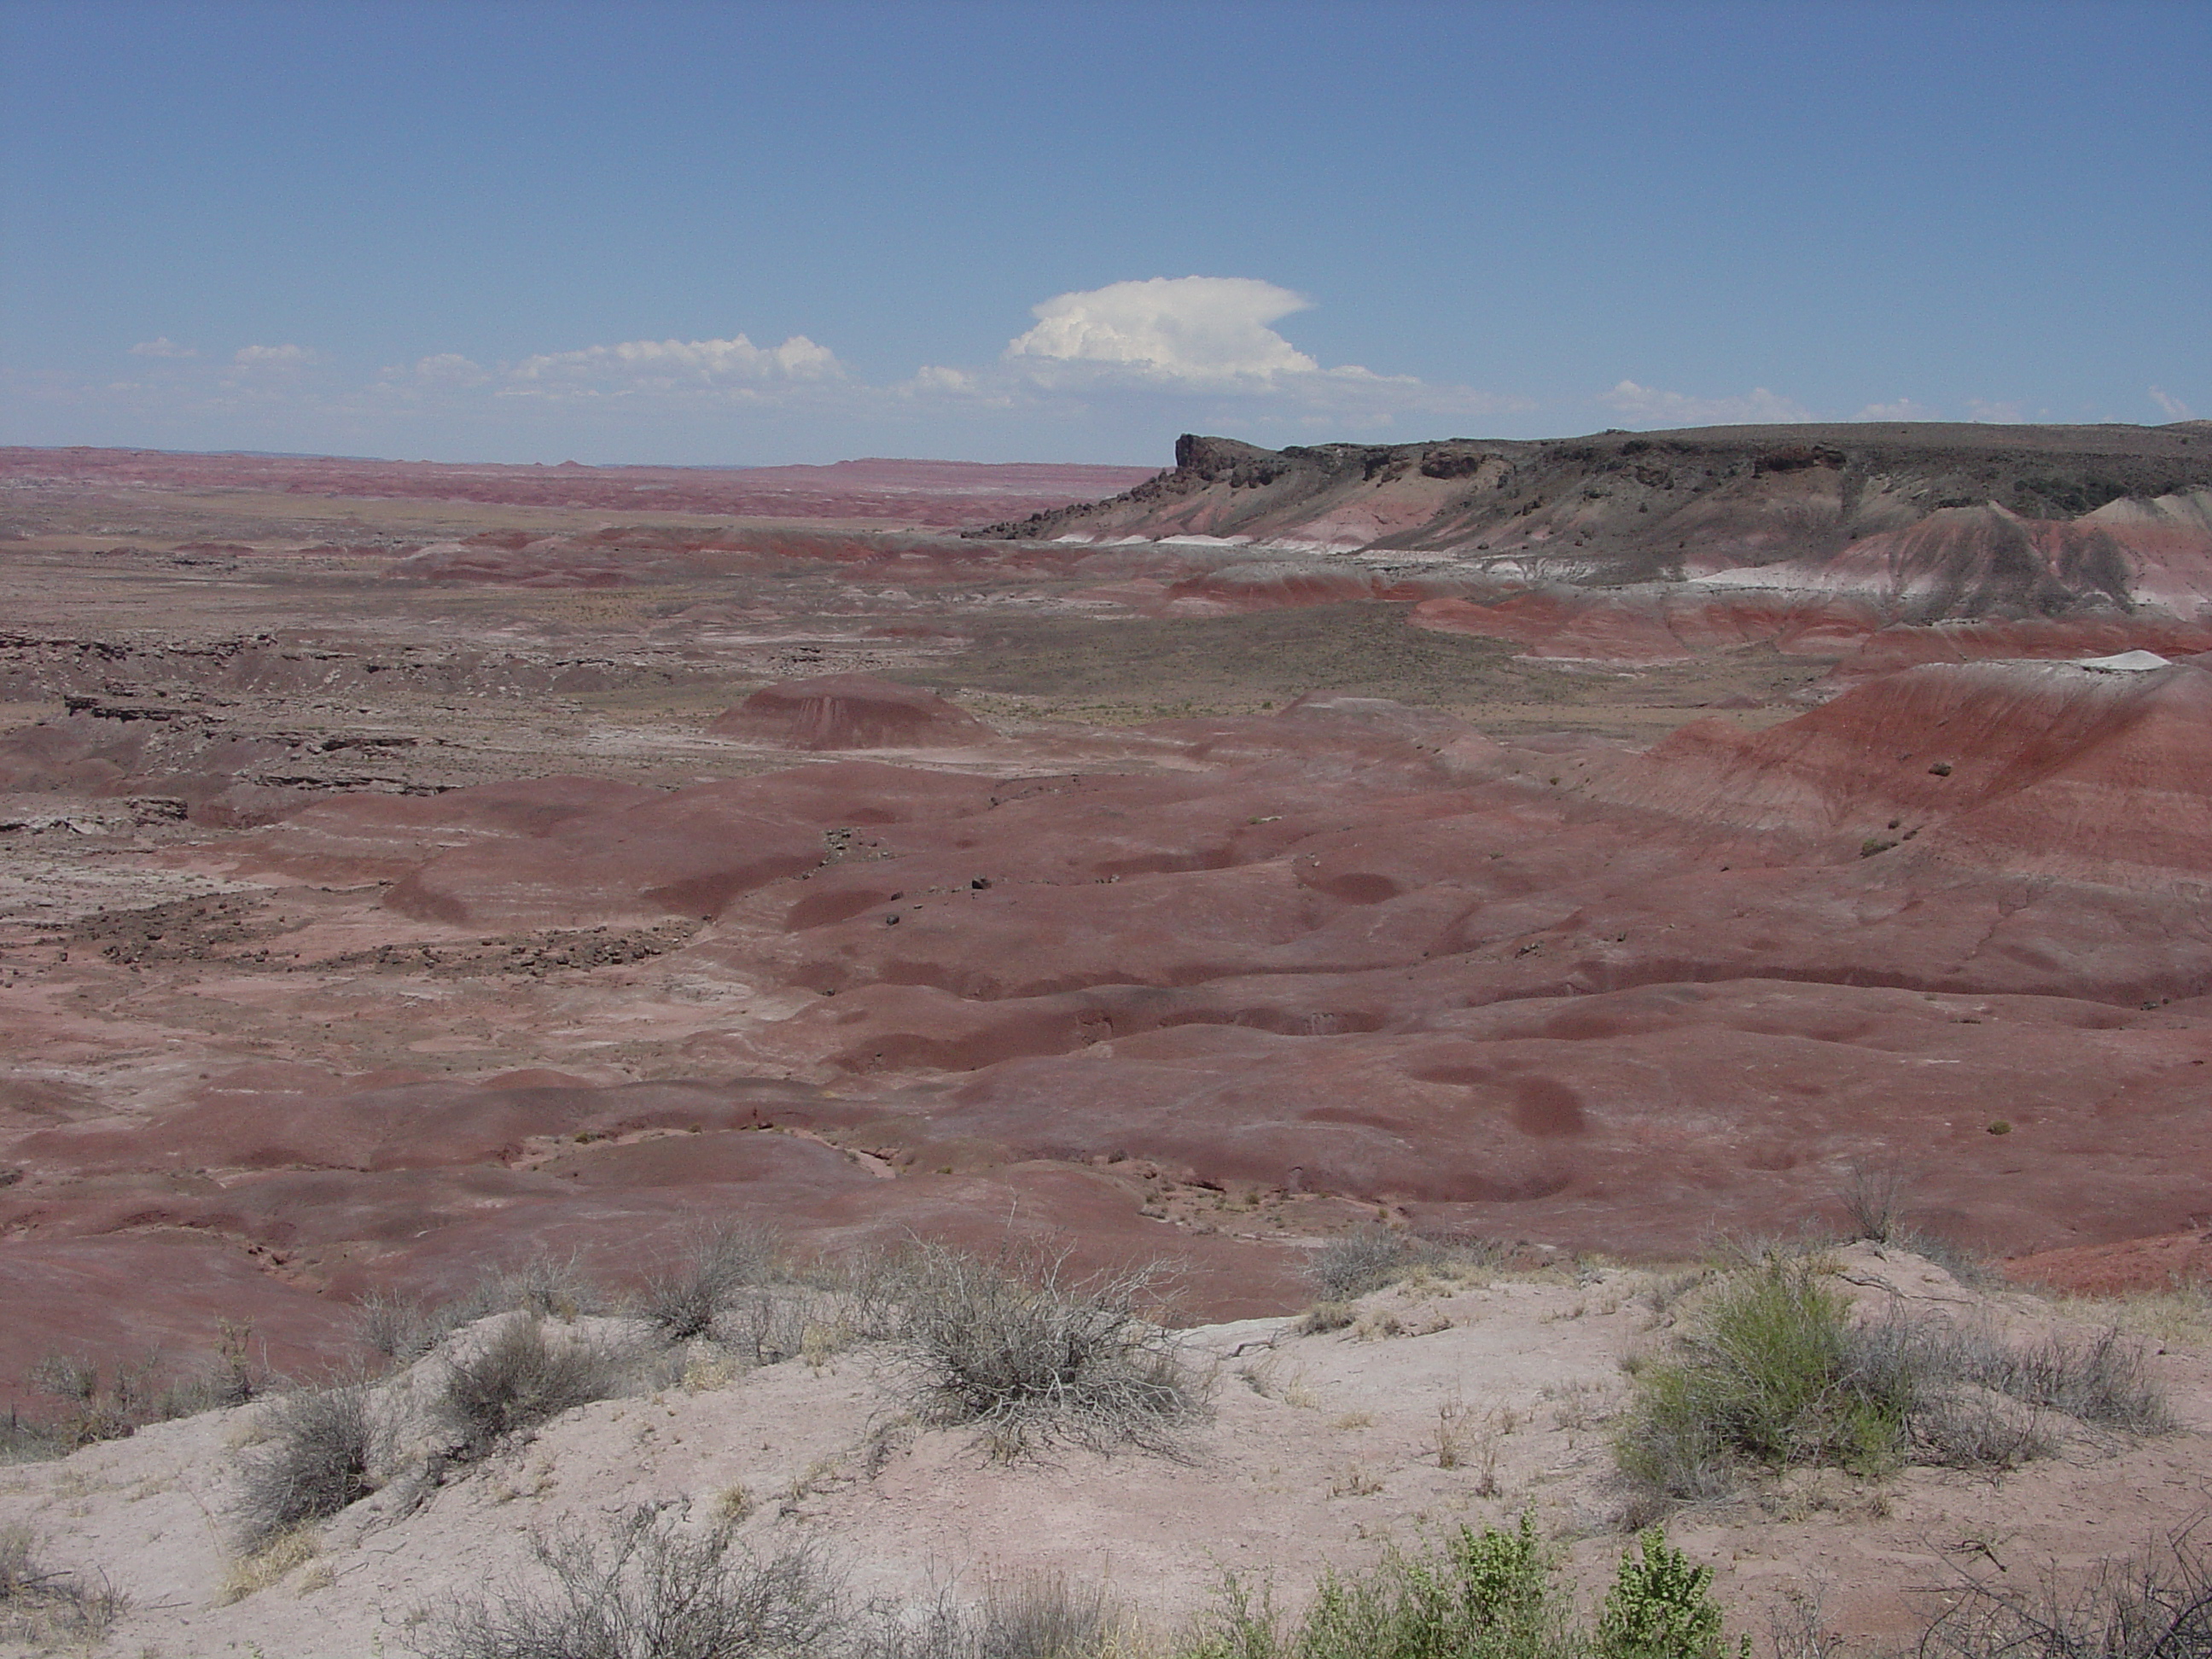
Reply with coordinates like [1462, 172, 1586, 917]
[1965, 399, 2025, 424]
[232, 343, 317, 370]
[508, 334, 841, 395]
[976, 275, 1523, 428]
[1851, 398, 1941, 422]
[1007, 276, 1326, 385]
[410, 352, 489, 387]
[129, 337, 195, 358]
[1598, 380, 1813, 426]
[2150, 386, 2195, 421]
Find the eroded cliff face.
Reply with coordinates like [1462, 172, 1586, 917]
[979, 422, 2212, 618]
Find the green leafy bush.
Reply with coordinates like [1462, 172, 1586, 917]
[1182, 1517, 1737, 1659]
[1617, 1255, 1911, 1508]
[1596, 1532, 1740, 1659]
[1615, 1253, 2171, 1516]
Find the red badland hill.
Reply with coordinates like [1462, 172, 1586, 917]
[9, 657, 2212, 1408]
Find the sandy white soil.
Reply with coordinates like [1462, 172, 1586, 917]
[0, 1245, 2204, 1658]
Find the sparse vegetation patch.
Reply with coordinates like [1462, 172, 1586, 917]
[1615, 1251, 2172, 1517]
[431, 1313, 626, 1461]
[890, 1243, 1199, 1460]
[416, 1508, 841, 1659]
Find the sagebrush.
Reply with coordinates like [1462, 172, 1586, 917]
[432, 1313, 625, 1459]
[892, 1243, 1198, 1460]
[416, 1507, 840, 1659]
[1616, 1252, 2172, 1516]
[235, 1382, 389, 1547]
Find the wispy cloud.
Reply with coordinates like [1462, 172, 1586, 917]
[1850, 398, 1941, 422]
[129, 337, 195, 358]
[406, 352, 491, 387]
[1598, 380, 1813, 426]
[2150, 386, 2195, 421]
[504, 334, 841, 399]
[1965, 398, 2024, 423]
[231, 343, 317, 371]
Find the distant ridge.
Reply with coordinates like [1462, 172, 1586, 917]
[975, 421, 2212, 615]
[0, 446, 1161, 527]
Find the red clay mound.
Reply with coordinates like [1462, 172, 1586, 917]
[2005, 1228, 2212, 1295]
[374, 763, 1000, 927]
[709, 674, 989, 750]
[1592, 658, 2212, 884]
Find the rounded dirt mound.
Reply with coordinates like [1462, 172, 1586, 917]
[710, 673, 988, 749]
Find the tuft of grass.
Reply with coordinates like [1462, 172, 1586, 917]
[1297, 1301, 1357, 1336]
[431, 1313, 625, 1460]
[235, 1382, 390, 1549]
[1835, 1158, 1912, 1245]
[890, 1243, 1200, 1461]
[217, 1524, 320, 1605]
[0, 1524, 125, 1645]
[416, 1507, 841, 1659]
[2044, 1284, 2212, 1350]
[859, 1570, 1121, 1659]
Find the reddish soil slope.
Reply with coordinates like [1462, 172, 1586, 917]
[10, 665, 2212, 1409]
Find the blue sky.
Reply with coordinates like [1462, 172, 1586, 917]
[3, 0, 2205, 465]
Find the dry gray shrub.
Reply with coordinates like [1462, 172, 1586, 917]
[236, 1382, 390, 1547]
[415, 1507, 840, 1659]
[863, 1573, 1115, 1659]
[358, 1255, 612, 1370]
[720, 1288, 816, 1367]
[432, 1313, 625, 1460]
[1305, 1227, 1503, 1301]
[356, 1289, 441, 1365]
[1918, 1527, 2212, 1659]
[1836, 1158, 1913, 1244]
[488, 1252, 603, 1322]
[0, 1524, 125, 1646]
[891, 1243, 1199, 1461]
[24, 1324, 268, 1447]
[1972, 1328, 2173, 1435]
[636, 1225, 783, 1343]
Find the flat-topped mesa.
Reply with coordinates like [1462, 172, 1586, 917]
[974, 422, 2212, 616]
